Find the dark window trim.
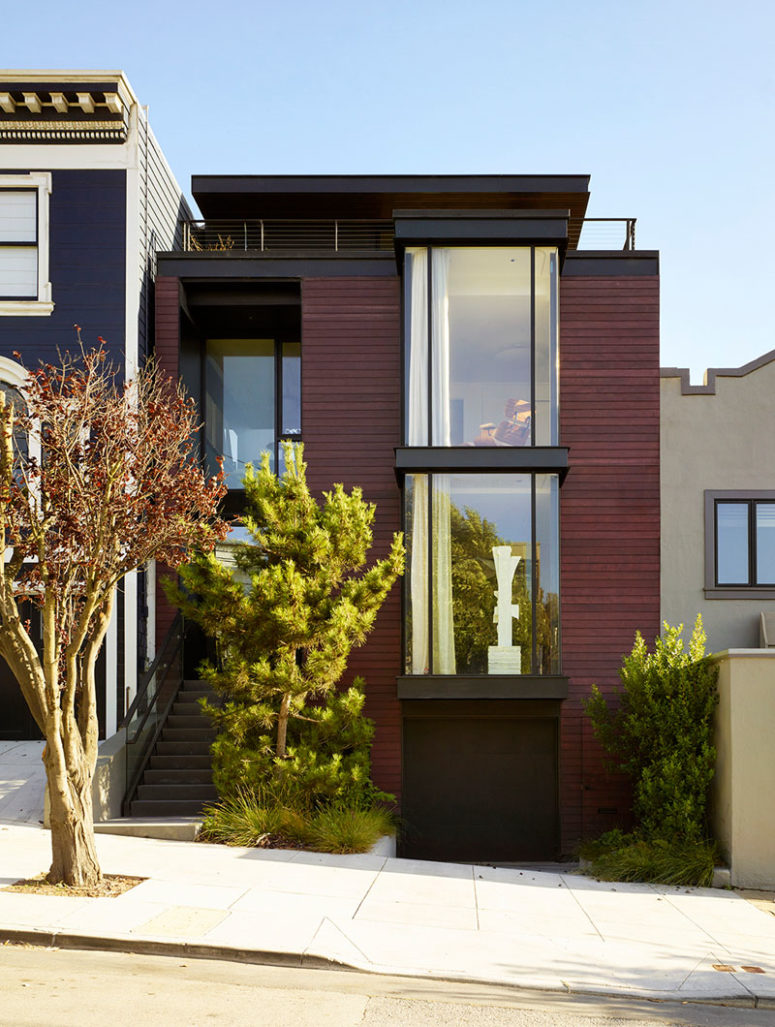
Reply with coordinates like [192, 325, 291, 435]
[704, 489, 775, 598]
[397, 675, 568, 701]
[394, 445, 569, 477]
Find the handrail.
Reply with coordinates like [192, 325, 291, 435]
[180, 218, 395, 254]
[122, 611, 187, 814]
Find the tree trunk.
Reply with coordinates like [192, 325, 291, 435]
[43, 741, 101, 887]
[276, 692, 292, 758]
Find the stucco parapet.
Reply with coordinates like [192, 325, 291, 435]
[711, 648, 775, 661]
[661, 347, 775, 395]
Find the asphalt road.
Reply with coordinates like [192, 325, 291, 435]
[1, 944, 773, 1027]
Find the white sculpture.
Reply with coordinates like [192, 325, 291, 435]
[488, 545, 522, 673]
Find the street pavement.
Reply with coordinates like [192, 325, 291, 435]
[2, 819, 775, 1008]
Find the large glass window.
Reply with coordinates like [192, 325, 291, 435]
[715, 499, 775, 587]
[405, 246, 558, 447]
[405, 473, 560, 676]
[205, 339, 301, 489]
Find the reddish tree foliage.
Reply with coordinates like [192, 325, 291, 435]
[0, 337, 227, 885]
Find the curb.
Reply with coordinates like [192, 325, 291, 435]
[2, 927, 774, 1010]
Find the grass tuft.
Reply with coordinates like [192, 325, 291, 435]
[579, 832, 718, 888]
[199, 788, 394, 854]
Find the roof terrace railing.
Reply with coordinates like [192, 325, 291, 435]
[181, 219, 395, 253]
[179, 217, 637, 253]
[570, 217, 636, 250]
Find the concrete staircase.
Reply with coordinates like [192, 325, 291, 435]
[127, 680, 218, 817]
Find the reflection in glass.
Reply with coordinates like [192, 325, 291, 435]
[534, 248, 559, 446]
[405, 246, 559, 448]
[282, 342, 301, 436]
[405, 473, 560, 675]
[756, 503, 775, 585]
[205, 339, 275, 488]
[717, 502, 749, 584]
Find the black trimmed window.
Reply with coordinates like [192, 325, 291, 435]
[204, 338, 300, 490]
[404, 472, 560, 676]
[705, 491, 775, 594]
[404, 246, 558, 448]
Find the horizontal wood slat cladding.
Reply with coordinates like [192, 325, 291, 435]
[559, 275, 660, 853]
[302, 277, 403, 799]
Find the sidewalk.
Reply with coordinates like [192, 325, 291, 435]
[1, 821, 774, 1007]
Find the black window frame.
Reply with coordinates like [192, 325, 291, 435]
[401, 244, 559, 449]
[705, 489, 775, 599]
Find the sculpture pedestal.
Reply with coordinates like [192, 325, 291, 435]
[487, 646, 521, 674]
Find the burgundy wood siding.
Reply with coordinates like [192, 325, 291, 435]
[559, 275, 660, 853]
[154, 276, 182, 648]
[301, 277, 403, 799]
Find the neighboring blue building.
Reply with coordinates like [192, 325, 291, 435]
[0, 70, 190, 739]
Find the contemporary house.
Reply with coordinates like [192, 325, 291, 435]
[0, 70, 190, 740]
[153, 176, 661, 860]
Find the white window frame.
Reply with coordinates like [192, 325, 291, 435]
[0, 173, 54, 316]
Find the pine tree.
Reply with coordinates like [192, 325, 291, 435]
[168, 443, 404, 804]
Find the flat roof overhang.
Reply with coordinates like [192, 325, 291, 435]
[192, 174, 591, 221]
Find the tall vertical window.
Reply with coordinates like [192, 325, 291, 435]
[205, 339, 301, 489]
[405, 473, 560, 676]
[0, 173, 53, 315]
[404, 246, 558, 447]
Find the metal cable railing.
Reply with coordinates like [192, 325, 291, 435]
[181, 219, 395, 253]
[569, 217, 636, 250]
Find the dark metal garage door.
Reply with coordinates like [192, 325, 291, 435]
[400, 700, 560, 862]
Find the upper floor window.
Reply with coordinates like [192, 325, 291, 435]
[0, 173, 53, 316]
[205, 338, 300, 489]
[404, 246, 558, 448]
[708, 493, 775, 589]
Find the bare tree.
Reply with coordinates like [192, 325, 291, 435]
[0, 337, 226, 886]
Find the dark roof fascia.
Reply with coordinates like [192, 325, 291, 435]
[193, 173, 591, 196]
[661, 347, 775, 395]
[562, 251, 659, 276]
[156, 252, 398, 279]
[393, 209, 568, 252]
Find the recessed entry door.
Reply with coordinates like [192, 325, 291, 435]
[401, 709, 559, 862]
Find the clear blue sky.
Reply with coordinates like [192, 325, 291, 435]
[6, 0, 773, 381]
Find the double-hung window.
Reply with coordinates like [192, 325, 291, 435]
[706, 491, 775, 594]
[0, 173, 53, 315]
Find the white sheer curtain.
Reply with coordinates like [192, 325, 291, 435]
[430, 250, 456, 673]
[407, 250, 429, 673]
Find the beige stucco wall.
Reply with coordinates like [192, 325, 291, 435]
[661, 357, 775, 651]
[712, 651, 775, 888]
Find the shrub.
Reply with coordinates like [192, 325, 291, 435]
[584, 616, 719, 845]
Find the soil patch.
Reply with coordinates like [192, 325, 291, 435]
[3, 874, 145, 899]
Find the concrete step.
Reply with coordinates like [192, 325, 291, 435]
[137, 783, 218, 802]
[143, 768, 214, 785]
[181, 679, 213, 691]
[173, 692, 213, 706]
[161, 727, 215, 742]
[149, 754, 212, 770]
[95, 818, 203, 842]
[171, 699, 213, 716]
[155, 739, 213, 756]
[166, 714, 214, 730]
[130, 798, 214, 818]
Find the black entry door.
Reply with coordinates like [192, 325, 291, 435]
[0, 607, 43, 740]
[401, 703, 559, 862]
